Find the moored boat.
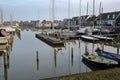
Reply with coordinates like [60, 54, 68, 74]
[95, 48, 120, 63]
[0, 29, 8, 45]
[82, 54, 118, 68]
[80, 35, 99, 42]
[92, 35, 113, 41]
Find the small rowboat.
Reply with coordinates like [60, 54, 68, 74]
[95, 48, 120, 63]
[82, 54, 118, 68]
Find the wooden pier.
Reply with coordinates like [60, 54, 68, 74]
[35, 34, 64, 47]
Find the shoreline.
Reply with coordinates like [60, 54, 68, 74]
[41, 68, 120, 80]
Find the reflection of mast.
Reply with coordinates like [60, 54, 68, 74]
[68, 43, 71, 75]
[36, 49, 39, 71]
[71, 47, 73, 66]
[3, 51, 8, 80]
[78, 40, 81, 73]
[54, 49, 57, 68]
[53, 48, 57, 78]
[52, 0, 55, 32]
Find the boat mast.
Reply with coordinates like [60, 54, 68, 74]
[93, 0, 95, 16]
[86, 2, 89, 15]
[68, 0, 70, 30]
[38, 9, 40, 21]
[52, 0, 55, 32]
[0, 8, 3, 25]
[79, 0, 81, 29]
[99, 2, 102, 28]
[10, 14, 12, 27]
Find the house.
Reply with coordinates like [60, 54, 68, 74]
[95, 11, 120, 26]
[85, 15, 97, 26]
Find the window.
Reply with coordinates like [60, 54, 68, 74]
[113, 14, 115, 19]
[107, 15, 110, 19]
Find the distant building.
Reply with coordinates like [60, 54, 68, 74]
[72, 17, 79, 25]
[44, 21, 52, 28]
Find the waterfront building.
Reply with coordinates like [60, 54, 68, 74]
[95, 11, 120, 26]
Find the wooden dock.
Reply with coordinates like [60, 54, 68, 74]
[35, 34, 64, 47]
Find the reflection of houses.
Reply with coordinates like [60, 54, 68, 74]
[95, 11, 120, 26]
[3, 21, 19, 26]
[19, 20, 39, 27]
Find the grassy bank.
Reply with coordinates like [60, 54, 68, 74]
[42, 68, 120, 80]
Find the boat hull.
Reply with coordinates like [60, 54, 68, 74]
[92, 35, 113, 41]
[80, 35, 99, 42]
[0, 37, 7, 45]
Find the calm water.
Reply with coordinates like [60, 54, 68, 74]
[0, 29, 120, 80]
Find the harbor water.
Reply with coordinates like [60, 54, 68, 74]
[0, 28, 120, 80]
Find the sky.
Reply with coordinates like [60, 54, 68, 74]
[0, 0, 120, 21]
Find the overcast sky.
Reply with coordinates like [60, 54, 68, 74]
[0, 0, 120, 21]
